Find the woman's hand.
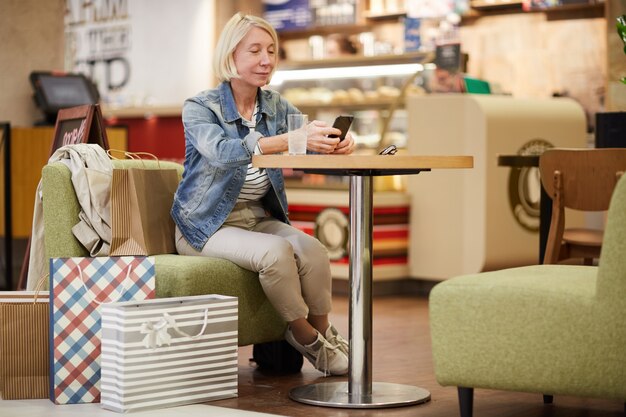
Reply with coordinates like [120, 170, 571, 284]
[331, 132, 355, 155]
[305, 120, 356, 154]
[305, 120, 341, 154]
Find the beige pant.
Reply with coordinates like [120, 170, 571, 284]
[175, 201, 332, 322]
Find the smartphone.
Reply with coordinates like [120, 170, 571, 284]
[329, 115, 354, 141]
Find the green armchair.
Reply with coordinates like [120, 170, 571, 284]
[41, 159, 286, 346]
[429, 171, 626, 416]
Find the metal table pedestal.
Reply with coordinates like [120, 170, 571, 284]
[289, 175, 431, 408]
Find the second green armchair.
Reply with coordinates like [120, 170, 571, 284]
[429, 171, 626, 416]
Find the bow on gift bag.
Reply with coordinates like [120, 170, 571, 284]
[49, 256, 155, 404]
[108, 151, 179, 256]
[140, 310, 210, 349]
[140, 316, 172, 349]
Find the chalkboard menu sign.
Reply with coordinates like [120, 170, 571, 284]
[50, 104, 109, 156]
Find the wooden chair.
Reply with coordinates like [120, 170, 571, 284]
[539, 148, 626, 265]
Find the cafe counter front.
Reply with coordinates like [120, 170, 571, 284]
[406, 94, 588, 281]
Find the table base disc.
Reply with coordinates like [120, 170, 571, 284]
[289, 381, 431, 409]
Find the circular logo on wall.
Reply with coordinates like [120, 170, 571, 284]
[508, 139, 553, 232]
[314, 208, 349, 260]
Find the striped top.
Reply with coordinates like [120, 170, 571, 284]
[237, 102, 271, 203]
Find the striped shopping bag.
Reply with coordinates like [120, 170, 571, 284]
[100, 294, 238, 412]
[49, 256, 155, 404]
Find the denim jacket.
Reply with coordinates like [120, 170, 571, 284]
[171, 81, 299, 250]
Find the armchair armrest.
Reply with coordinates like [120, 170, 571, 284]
[41, 162, 89, 259]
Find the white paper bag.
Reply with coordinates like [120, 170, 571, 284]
[100, 294, 238, 413]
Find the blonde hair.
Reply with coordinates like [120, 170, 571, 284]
[213, 13, 279, 82]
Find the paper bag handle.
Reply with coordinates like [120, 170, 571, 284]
[140, 309, 209, 349]
[165, 309, 209, 340]
[106, 148, 128, 160]
[32, 274, 48, 303]
[107, 149, 161, 168]
[77, 264, 133, 305]
[126, 152, 161, 168]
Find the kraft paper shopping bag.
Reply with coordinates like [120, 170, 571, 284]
[109, 164, 178, 256]
[49, 256, 155, 404]
[0, 290, 50, 399]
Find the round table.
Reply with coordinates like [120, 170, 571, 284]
[254, 154, 474, 408]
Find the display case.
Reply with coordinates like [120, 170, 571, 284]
[270, 52, 433, 157]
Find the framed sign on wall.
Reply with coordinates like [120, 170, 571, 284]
[50, 104, 110, 155]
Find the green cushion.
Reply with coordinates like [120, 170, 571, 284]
[429, 265, 616, 398]
[154, 254, 285, 345]
[41, 159, 286, 346]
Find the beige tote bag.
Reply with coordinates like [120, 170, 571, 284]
[109, 160, 179, 256]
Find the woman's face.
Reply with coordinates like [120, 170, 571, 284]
[232, 26, 276, 88]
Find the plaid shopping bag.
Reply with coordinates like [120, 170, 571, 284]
[49, 257, 155, 404]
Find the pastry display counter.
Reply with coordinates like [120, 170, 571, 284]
[271, 52, 433, 152]
[286, 188, 410, 282]
[275, 52, 431, 110]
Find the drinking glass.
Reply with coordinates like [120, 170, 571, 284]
[288, 114, 308, 155]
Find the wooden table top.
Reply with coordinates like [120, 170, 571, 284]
[253, 154, 474, 171]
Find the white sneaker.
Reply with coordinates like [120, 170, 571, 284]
[285, 327, 348, 376]
[325, 323, 349, 356]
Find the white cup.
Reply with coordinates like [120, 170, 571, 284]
[288, 114, 308, 155]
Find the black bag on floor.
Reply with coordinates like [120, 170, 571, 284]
[252, 340, 303, 374]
